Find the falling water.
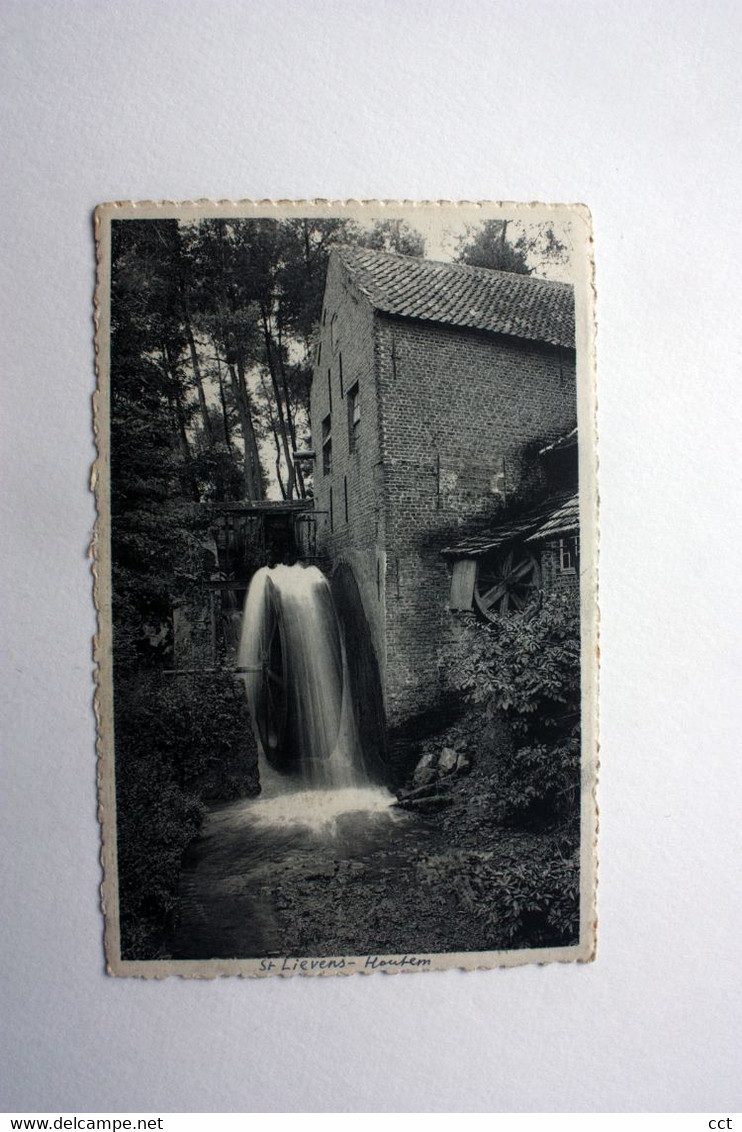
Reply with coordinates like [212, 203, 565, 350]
[238, 564, 388, 824]
[168, 562, 410, 958]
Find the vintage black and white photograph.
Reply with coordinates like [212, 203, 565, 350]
[94, 200, 597, 976]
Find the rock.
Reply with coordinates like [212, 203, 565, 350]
[412, 767, 438, 789]
[438, 746, 459, 775]
[455, 752, 472, 775]
[412, 750, 439, 788]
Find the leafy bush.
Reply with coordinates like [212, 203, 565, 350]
[450, 594, 580, 742]
[415, 836, 580, 951]
[446, 595, 581, 830]
[114, 670, 259, 958]
[487, 842, 581, 948]
[492, 733, 581, 827]
[116, 748, 203, 959]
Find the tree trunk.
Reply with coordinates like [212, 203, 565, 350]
[226, 360, 262, 500]
[258, 370, 287, 499]
[211, 338, 233, 452]
[161, 342, 191, 460]
[161, 342, 199, 502]
[275, 323, 306, 497]
[181, 301, 214, 445]
[234, 349, 265, 500]
[260, 305, 296, 499]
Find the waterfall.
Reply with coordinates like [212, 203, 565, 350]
[238, 563, 364, 792]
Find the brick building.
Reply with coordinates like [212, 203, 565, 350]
[309, 246, 578, 755]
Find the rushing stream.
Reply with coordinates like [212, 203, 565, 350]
[168, 563, 444, 961]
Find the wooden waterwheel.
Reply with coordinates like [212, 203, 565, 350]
[474, 543, 541, 618]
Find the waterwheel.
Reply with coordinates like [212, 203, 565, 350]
[474, 544, 541, 618]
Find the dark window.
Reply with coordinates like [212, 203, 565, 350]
[317, 340, 322, 366]
[344, 475, 348, 523]
[331, 313, 339, 352]
[322, 414, 332, 476]
[347, 382, 360, 452]
[329, 486, 334, 532]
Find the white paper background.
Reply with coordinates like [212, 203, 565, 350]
[2, 0, 740, 1114]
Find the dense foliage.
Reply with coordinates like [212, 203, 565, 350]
[115, 672, 259, 958]
[448, 594, 581, 824]
[452, 593, 580, 735]
[436, 596, 582, 946]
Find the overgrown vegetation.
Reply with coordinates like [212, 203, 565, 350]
[430, 594, 583, 947]
[448, 594, 581, 825]
[115, 672, 259, 958]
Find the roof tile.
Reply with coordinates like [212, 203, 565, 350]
[335, 247, 575, 349]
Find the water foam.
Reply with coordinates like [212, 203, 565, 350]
[246, 785, 395, 834]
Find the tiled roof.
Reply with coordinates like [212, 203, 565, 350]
[526, 493, 580, 542]
[334, 246, 574, 349]
[441, 491, 575, 558]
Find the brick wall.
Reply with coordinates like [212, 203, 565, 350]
[312, 258, 578, 734]
[540, 540, 581, 605]
[310, 256, 388, 683]
[375, 315, 577, 724]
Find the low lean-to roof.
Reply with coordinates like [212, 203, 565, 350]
[334, 246, 574, 349]
[539, 426, 578, 456]
[441, 491, 576, 559]
[526, 493, 579, 542]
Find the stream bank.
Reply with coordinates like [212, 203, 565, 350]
[167, 723, 579, 960]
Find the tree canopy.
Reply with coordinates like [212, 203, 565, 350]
[109, 211, 567, 671]
[456, 219, 570, 278]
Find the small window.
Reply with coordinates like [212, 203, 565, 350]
[558, 535, 579, 574]
[347, 382, 360, 452]
[316, 340, 322, 366]
[322, 414, 332, 476]
[344, 475, 349, 523]
[331, 313, 339, 352]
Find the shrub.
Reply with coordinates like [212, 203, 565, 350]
[489, 842, 581, 948]
[446, 595, 581, 830]
[493, 732, 581, 828]
[416, 837, 580, 951]
[449, 594, 581, 742]
[114, 670, 259, 958]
